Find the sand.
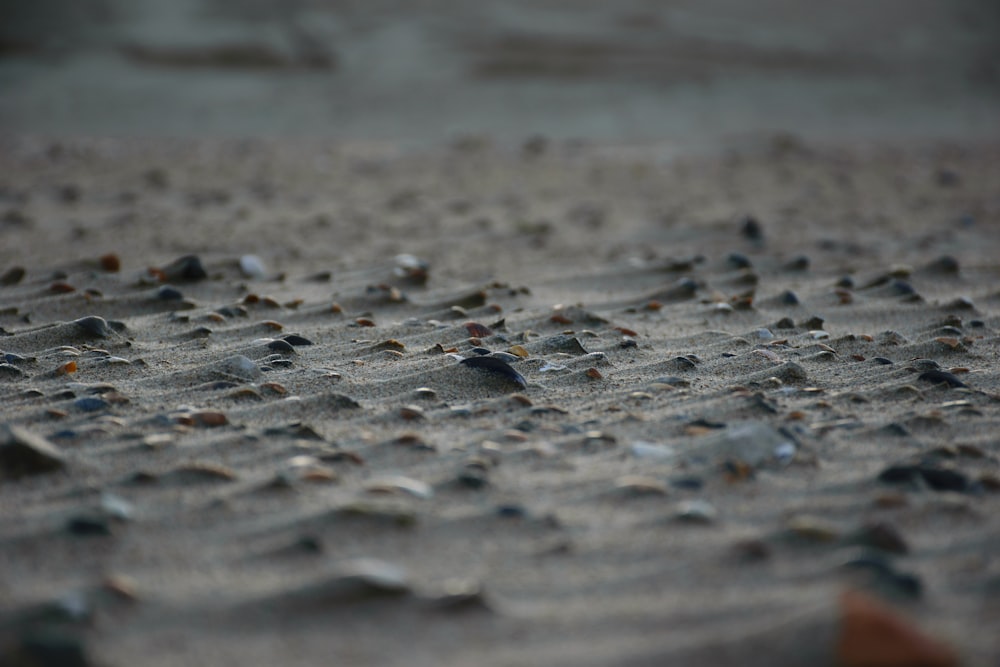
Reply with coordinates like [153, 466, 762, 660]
[1, 135, 999, 666]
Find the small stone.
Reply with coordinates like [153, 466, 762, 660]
[157, 255, 207, 282]
[214, 355, 261, 382]
[156, 285, 184, 301]
[72, 316, 111, 338]
[784, 515, 841, 542]
[282, 334, 313, 346]
[629, 441, 676, 461]
[0, 425, 67, 478]
[740, 215, 763, 241]
[266, 339, 296, 354]
[66, 515, 112, 536]
[674, 499, 717, 524]
[74, 397, 109, 412]
[783, 256, 809, 271]
[399, 405, 426, 421]
[614, 475, 668, 496]
[460, 355, 527, 389]
[1, 266, 26, 285]
[239, 254, 267, 278]
[365, 475, 434, 499]
[917, 370, 966, 388]
[727, 252, 752, 269]
[878, 464, 970, 492]
[845, 521, 909, 554]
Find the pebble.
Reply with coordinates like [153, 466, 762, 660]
[266, 339, 296, 354]
[740, 215, 763, 241]
[782, 515, 841, 543]
[629, 441, 677, 461]
[239, 254, 267, 278]
[74, 397, 109, 412]
[845, 521, 909, 555]
[917, 370, 966, 388]
[0, 425, 67, 478]
[157, 254, 207, 282]
[674, 499, 717, 524]
[614, 475, 668, 496]
[72, 316, 111, 338]
[1, 265, 26, 285]
[366, 475, 434, 499]
[460, 355, 527, 389]
[783, 256, 810, 271]
[0, 363, 26, 379]
[727, 252, 752, 269]
[66, 515, 112, 536]
[213, 355, 261, 382]
[287, 559, 411, 605]
[878, 463, 970, 492]
[282, 334, 313, 346]
[156, 285, 184, 301]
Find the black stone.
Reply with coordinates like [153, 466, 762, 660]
[460, 355, 527, 389]
[282, 334, 313, 346]
[918, 370, 966, 388]
[266, 339, 296, 354]
[66, 515, 112, 536]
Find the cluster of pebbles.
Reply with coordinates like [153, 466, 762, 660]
[1, 138, 998, 666]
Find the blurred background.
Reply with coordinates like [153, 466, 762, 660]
[1, 0, 998, 149]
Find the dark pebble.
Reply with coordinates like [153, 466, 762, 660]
[688, 418, 725, 429]
[669, 476, 704, 490]
[783, 256, 810, 271]
[881, 423, 910, 437]
[798, 316, 825, 329]
[296, 535, 323, 553]
[890, 279, 916, 296]
[471, 347, 492, 356]
[74, 397, 109, 412]
[969, 320, 984, 328]
[878, 464, 970, 492]
[924, 255, 960, 274]
[4, 352, 33, 365]
[266, 339, 296, 354]
[740, 216, 763, 241]
[282, 334, 314, 346]
[872, 357, 893, 365]
[16, 631, 93, 667]
[160, 255, 207, 282]
[496, 504, 526, 518]
[668, 356, 697, 371]
[460, 356, 527, 389]
[840, 554, 923, 599]
[836, 275, 855, 289]
[848, 521, 909, 554]
[157, 285, 184, 301]
[1, 266, 26, 285]
[456, 468, 489, 489]
[66, 515, 112, 536]
[620, 338, 638, 349]
[780, 290, 800, 305]
[0, 425, 67, 478]
[773, 317, 795, 329]
[918, 370, 966, 388]
[727, 252, 753, 269]
[72, 316, 111, 338]
[0, 363, 26, 379]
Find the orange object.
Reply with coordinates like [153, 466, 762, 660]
[837, 589, 958, 667]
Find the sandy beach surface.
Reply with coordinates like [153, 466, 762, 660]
[2, 2, 1000, 666]
[2, 136, 999, 666]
